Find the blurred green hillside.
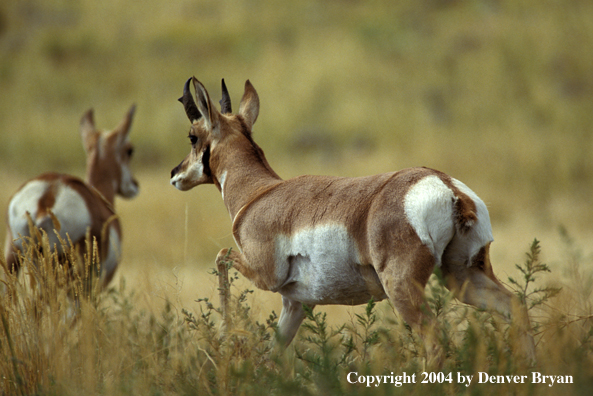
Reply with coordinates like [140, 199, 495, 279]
[1, 0, 592, 248]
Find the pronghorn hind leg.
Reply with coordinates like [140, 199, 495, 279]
[2, 235, 18, 296]
[2, 232, 20, 278]
[376, 248, 443, 367]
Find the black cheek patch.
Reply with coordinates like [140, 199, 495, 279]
[202, 145, 212, 177]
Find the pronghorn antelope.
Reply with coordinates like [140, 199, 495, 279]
[4, 106, 139, 289]
[170, 77, 536, 362]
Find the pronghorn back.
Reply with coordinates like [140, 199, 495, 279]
[230, 166, 492, 295]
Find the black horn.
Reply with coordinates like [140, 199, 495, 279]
[219, 78, 232, 114]
[178, 77, 201, 123]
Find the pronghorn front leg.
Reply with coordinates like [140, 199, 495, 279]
[215, 247, 250, 330]
[215, 247, 268, 328]
[215, 249, 311, 347]
[215, 248, 233, 330]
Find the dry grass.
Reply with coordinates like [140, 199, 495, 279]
[1, 235, 592, 395]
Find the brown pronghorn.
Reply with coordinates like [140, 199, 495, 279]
[170, 77, 535, 362]
[4, 106, 139, 289]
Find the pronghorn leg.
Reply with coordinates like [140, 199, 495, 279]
[215, 247, 266, 289]
[2, 235, 18, 296]
[277, 296, 312, 347]
[215, 247, 255, 292]
[2, 233, 20, 276]
[376, 247, 442, 366]
[215, 248, 252, 331]
[215, 247, 277, 330]
[441, 245, 536, 363]
[215, 249, 233, 331]
[215, 249, 309, 347]
[216, 247, 247, 274]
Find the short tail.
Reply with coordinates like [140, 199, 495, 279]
[453, 194, 478, 235]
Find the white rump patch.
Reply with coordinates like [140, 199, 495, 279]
[450, 178, 494, 265]
[8, 180, 91, 253]
[8, 180, 48, 251]
[46, 185, 92, 251]
[403, 175, 456, 266]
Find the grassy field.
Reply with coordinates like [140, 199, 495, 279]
[1, 0, 593, 394]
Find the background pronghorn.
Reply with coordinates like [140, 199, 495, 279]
[4, 106, 139, 289]
[170, 77, 536, 363]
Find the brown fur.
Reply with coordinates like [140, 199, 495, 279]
[171, 78, 536, 363]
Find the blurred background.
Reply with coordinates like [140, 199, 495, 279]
[1, 0, 592, 314]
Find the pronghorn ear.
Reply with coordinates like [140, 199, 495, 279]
[238, 80, 259, 130]
[114, 104, 136, 144]
[80, 108, 97, 153]
[192, 78, 220, 134]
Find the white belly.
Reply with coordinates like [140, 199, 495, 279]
[275, 224, 386, 305]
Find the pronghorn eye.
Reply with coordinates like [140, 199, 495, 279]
[127, 147, 134, 158]
[189, 135, 197, 145]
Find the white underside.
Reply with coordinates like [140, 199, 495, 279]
[274, 224, 386, 305]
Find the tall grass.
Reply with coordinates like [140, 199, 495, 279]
[1, 0, 592, 277]
[1, 233, 591, 395]
[0, 0, 590, 271]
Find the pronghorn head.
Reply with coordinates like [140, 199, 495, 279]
[80, 105, 139, 199]
[170, 77, 260, 191]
